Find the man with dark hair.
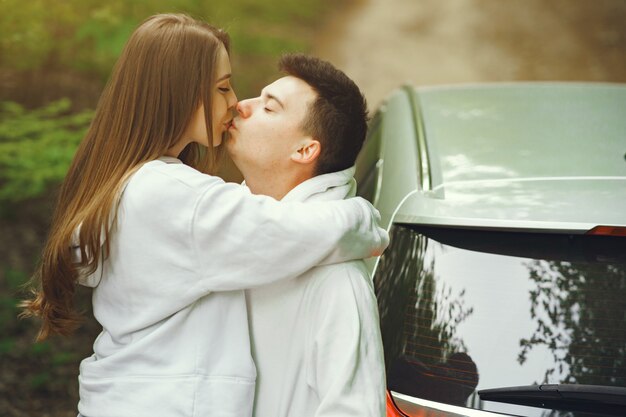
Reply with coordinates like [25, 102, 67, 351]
[278, 53, 369, 176]
[225, 54, 386, 417]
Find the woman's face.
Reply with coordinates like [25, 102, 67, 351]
[184, 43, 237, 148]
[211, 44, 237, 146]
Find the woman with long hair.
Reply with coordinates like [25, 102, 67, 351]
[20, 14, 387, 417]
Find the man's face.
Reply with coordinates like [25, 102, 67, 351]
[226, 76, 317, 176]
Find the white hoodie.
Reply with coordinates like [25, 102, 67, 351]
[77, 157, 388, 417]
[247, 167, 386, 417]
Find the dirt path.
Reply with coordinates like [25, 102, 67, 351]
[316, 0, 626, 108]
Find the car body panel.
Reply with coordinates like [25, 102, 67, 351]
[395, 177, 626, 232]
[367, 83, 626, 231]
[372, 89, 421, 228]
[418, 83, 626, 184]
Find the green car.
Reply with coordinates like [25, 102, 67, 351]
[355, 83, 626, 417]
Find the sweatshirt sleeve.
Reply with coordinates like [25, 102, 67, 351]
[191, 180, 389, 292]
[307, 265, 387, 417]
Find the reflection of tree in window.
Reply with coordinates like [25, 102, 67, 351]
[375, 225, 477, 405]
[520, 260, 626, 386]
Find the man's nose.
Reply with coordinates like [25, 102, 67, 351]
[236, 100, 252, 118]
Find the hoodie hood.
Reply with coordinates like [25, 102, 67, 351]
[281, 167, 357, 203]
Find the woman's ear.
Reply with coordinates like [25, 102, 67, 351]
[290, 139, 321, 165]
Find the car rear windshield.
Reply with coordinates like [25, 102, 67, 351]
[375, 224, 626, 416]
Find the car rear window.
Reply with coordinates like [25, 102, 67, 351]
[375, 224, 626, 416]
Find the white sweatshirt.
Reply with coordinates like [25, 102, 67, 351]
[246, 167, 387, 417]
[77, 157, 388, 417]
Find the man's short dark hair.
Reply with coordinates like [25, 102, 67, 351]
[279, 54, 369, 175]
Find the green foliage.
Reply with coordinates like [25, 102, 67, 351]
[0, 99, 93, 203]
[0, 0, 329, 82]
[3, 267, 27, 291]
[0, 267, 29, 355]
[52, 351, 77, 366]
[0, 338, 15, 354]
[0, 294, 18, 334]
[30, 341, 52, 355]
[29, 372, 52, 390]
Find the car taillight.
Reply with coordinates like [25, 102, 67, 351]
[586, 226, 626, 236]
[387, 391, 408, 417]
[387, 391, 460, 417]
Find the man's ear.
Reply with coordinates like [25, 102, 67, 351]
[290, 139, 321, 165]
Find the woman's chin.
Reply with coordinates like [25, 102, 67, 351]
[222, 130, 235, 145]
[211, 135, 222, 147]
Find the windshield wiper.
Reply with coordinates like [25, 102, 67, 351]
[478, 384, 626, 415]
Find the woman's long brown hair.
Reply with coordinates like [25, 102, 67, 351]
[20, 14, 230, 341]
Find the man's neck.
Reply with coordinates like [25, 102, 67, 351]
[245, 169, 313, 201]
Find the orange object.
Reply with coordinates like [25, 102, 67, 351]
[387, 391, 407, 417]
[586, 225, 626, 236]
